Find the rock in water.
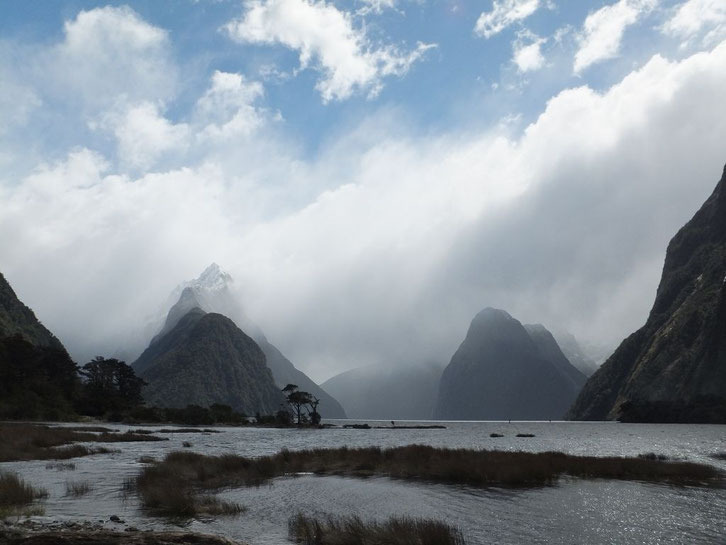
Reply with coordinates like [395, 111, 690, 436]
[434, 308, 586, 420]
[134, 308, 285, 416]
[568, 164, 726, 423]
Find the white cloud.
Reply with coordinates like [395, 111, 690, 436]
[224, 0, 435, 101]
[574, 0, 657, 73]
[51, 6, 176, 109]
[513, 32, 547, 72]
[475, 0, 542, 39]
[663, 0, 726, 46]
[4, 7, 726, 381]
[357, 0, 397, 15]
[96, 102, 191, 170]
[196, 70, 267, 140]
[4, 38, 726, 378]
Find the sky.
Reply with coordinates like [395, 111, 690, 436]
[1, 0, 726, 381]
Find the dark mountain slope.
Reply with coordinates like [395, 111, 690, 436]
[524, 324, 587, 392]
[136, 309, 285, 415]
[0, 273, 65, 351]
[0, 272, 77, 419]
[568, 164, 726, 422]
[434, 308, 584, 420]
[140, 264, 346, 418]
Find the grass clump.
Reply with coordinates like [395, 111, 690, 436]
[65, 480, 92, 497]
[288, 513, 466, 545]
[0, 423, 166, 462]
[0, 472, 47, 517]
[132, 445, 723, 518]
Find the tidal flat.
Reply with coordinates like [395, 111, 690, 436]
[1, 421, 725, 544]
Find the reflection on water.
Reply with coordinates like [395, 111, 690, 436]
[2, 421, 725, 544]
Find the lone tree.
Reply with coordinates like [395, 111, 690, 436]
[282, 384, 320, 426]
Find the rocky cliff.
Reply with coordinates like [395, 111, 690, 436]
[134, 308, 286, 415]
[140, 264, 346, 418]
[434, 308, 586, 420]
[568, 164, 726, 423]
[0, 273, 65, 351]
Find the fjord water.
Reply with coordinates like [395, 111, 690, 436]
[3, 421, 725, 544]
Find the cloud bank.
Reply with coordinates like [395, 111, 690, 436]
[2, 6, 726, 382]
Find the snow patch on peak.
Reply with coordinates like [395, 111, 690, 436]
[188, 262, 233, 292]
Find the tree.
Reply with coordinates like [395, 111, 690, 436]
[0, 335, 80, 420]
[282, 384, 321, 426]
[78, 357, 146, 416]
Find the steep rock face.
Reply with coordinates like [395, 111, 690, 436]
[141, 264, 346, 418]
[322, 363, 443, 420]
[552, 332, 600, 377]
[568, 165, 726, 423]
[434, 308, 585, 420]
[256, 336, 347, 418]
[0, 273, 65, 351]
[134, 309, 286, 415]
[524, 325, 587, 391]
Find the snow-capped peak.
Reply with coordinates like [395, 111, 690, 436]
[193, 262, 233, 292]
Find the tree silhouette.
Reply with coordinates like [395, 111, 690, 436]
[79, 357, 145, 417]
[282, 384, 320, 426]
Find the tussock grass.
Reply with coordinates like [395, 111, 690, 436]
[288, 513, 466, 545]
[132, 445, 723, 518]
[0, 472, 47, 517]
[64, 480, 92, 497]
[0, 423, 165, 462]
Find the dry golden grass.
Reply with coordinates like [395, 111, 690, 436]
[132, 445, 723, 518]
[0, 471, 47, 517]
[288, 513, 466, 545]
[0, 423, 166, 462]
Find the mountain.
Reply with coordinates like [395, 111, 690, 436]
[434, 308, 586, 420]
[568, 164, 726, 423]
[134, 308, 286, 415]
[524, 324, 588, 391]
[552, 331, 600, 377]
[0, 273, 65, 351]
[140, 264, 346, 418]
[322, 362, 443, 420]
[0, 272, 78, 420]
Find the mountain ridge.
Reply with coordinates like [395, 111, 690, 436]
[568, 164, 726, 422]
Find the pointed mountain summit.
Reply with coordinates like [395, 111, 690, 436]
[434, 308, 586, 420]
[139, 264, 346, 418]
[0, 273, 65, 351]
[134, 307, 285, 415]
[568, 164, 726, 423]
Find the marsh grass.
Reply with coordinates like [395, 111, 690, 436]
[0, 423, 166, 462]
[65, 480, 92, 497]
[288, 513, 466, 545]
[0, 472, 47, 517]
[132, 445, 723, 518]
